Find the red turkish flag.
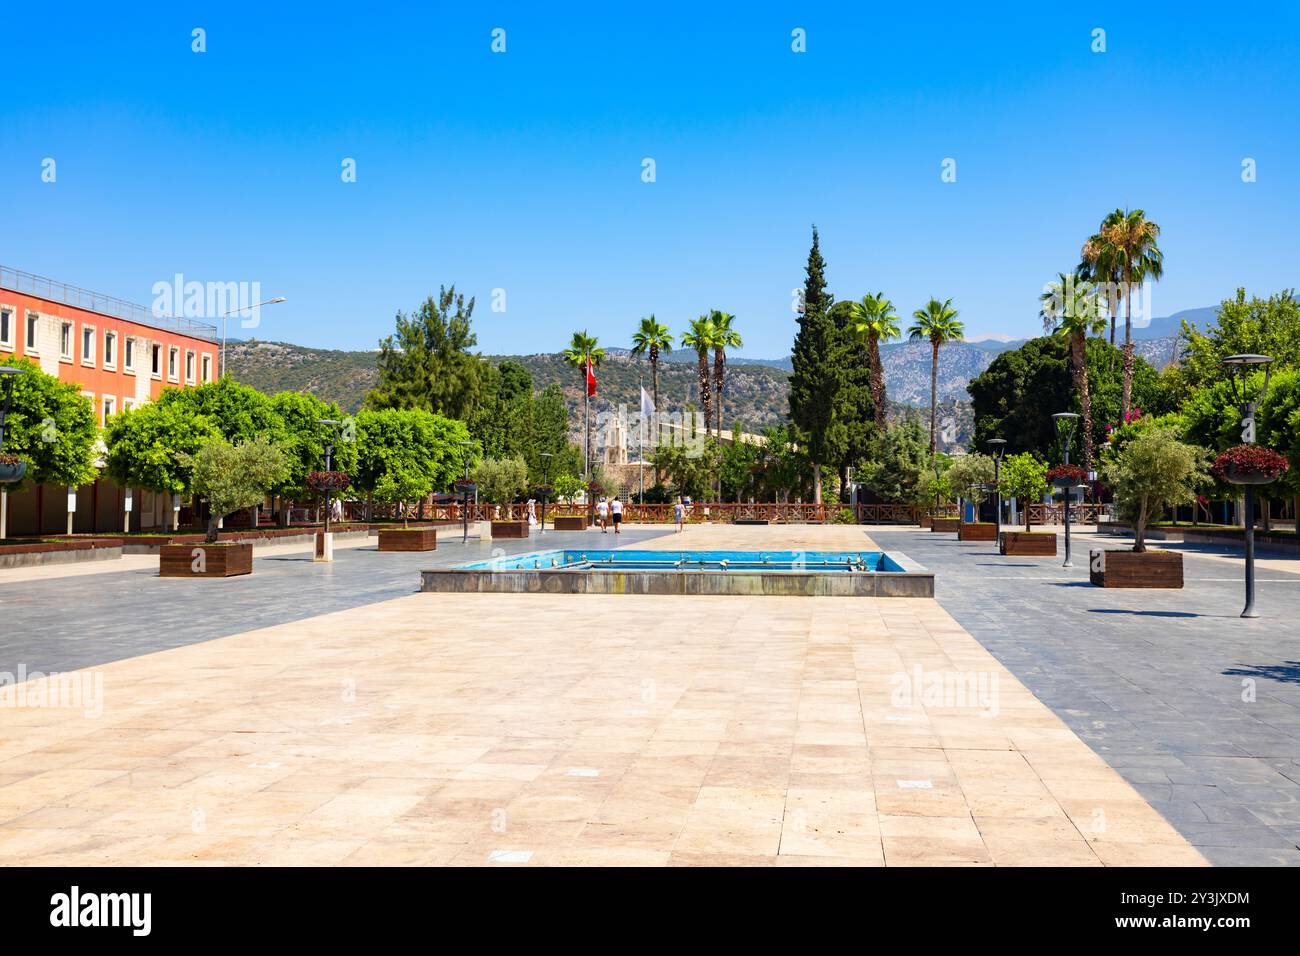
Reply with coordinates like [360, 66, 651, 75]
[585, 360, 597, 397]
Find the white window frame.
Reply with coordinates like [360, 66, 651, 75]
[122, 397, 138, 412]
[26, 312, 40, 354]
[103, 330, 117, 370]
[60, 322, 74, 361]
[0, 306, 13, 350]
[124, 336, 136, 373]
[81, 324, 96, 367]
[201, 353, 212, 382]
[168, 346, 179, 382]
[150, 343, 162, 379]
[185, 349, 196, 384]
[102, 395, 116, 424]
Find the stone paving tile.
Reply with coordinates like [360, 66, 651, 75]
[869, 526, 1300, 867]
[0, 524, 1205, 866]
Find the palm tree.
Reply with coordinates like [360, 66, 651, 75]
[708, 310, 742, 436]
[1078, 209, 1124, 347]
[562, 330, 604, 477]
[1101, 209, 1163, 418]
[1040, 273, 1108, 470]
[629, 314, 674, 426]
[680, 315, 716, 437]
[908, 298, 964, 457]
[849, 292, 901, 430]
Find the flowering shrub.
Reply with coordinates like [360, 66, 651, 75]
[306, 470, 351, 493]
[0, 453, 23, 465]
[1212, 445, 1289, 483]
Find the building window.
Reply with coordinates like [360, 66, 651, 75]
[81, 325, 96, 366]
[60, 322, 73, 360]
[124, 337, 135, 372]
[104, 331, 116, 369]
[202, 354, 212, 382]
[168, 346, 179, 381]
[122, 397, 137, 412]
[102, 396, 116, 423]
[26, 313, 40, 354]
[0, 308, 12, 349]
[151, 343, 161, 377]
[185, 350, 195, 383]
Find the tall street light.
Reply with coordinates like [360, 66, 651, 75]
[220, 296, 287, 378]
[1053, 412, 1081, 568]
[986, 437, 1006, 551]
[539, 452, 553, 535]
[456, 440, 478, 545]
[314, 418, 341, 563]
[1223, 353, 1274, 618]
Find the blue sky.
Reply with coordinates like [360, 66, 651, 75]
[4, 2, 1298, 356]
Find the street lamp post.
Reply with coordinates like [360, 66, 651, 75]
[539, 452, 553, 535]
[220, 297, 287, 379]
[1223, 354, 1274, 618]
[457, 441, 477, 545]
[1053, 412, 1081, 568]
[315, 418, 340, 563]
[987, 437, 1006, 550]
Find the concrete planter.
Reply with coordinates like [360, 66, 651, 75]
[551, 516, 589, 531]
[1089, 549, 1183, 588]
[378, 527, 438, 551]
[931, 518, 961, 533]
[160, 542, 253, 577]
[491, 520, 530, 539]
[0, 538, 123, 569]
[957, 522, 997, 542]
[1000, 531, 1057, 556]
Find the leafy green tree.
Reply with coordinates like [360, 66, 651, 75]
[849, 292, 901, 430]
[269, 391, 356, 500]
[1100, 424, 1208, 552]
[1255, 368, 1300, 530]
[862, 418, 930, 505]
[998, 452, 1049, 531]
[368, 286, 493, 421]
[828, 299, 877, 498]
[103, 401, 221, 498]
[551, 472, 585, 504]
[1180, 288, 1300, 389]
[752, 425, 813, 503]
[0, 357, 99, 490]
[908, 297, 964, 457]
[472, 456, 530, 511]
[718, 426, 761, 501]
[788, 225, 840, 502]
[182, 437, 289, 543]
[948, 453, 996, 507]
[353, 409, 469, 517]
[650, 439, 723, 500]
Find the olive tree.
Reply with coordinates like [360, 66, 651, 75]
[1100, 425, 1209, 552]
[997, 452, 1049, 531]
[182, 437, 289, 543]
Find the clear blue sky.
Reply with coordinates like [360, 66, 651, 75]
[4, 2, 1298, 356]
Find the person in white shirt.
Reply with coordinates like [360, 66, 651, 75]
[596, 496, 609, 533]
[610, 496, 623, 534]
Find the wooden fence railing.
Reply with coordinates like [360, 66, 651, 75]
[1026, 502, 1108, 525]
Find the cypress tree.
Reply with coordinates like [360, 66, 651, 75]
[788, 226, 840, 503]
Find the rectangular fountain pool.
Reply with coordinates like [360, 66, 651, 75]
[420, 547, 932, 597]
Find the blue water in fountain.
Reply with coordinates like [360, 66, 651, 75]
[458, 549, 905, 573]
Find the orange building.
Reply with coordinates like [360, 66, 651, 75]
[0, 266, 218, 534]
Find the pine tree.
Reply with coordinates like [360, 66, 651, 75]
[788, 226, 840, 503]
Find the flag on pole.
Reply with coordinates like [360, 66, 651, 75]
[585, 360, 597, 397]
[639, 386, 654, 420]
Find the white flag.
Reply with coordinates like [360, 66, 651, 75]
[640, 386, 655, 419]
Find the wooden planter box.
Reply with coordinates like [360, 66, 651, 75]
[1089, 549, 1183, 588]
[491, 520, 530, 539]
[958, 522, 997, 542]
[918, 515, 933, 529]
[552, 515, 589, 531]
[930, 518, 961, 533]
[1000, 531, 1057, 556]
[160, 542, 253, 577]
[378, 527, 438, 552]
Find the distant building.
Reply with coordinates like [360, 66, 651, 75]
[0, 266, 218, 534]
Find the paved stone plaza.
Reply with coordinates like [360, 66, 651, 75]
[0, 522, 1295, 865]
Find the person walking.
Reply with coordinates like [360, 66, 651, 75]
[611, 496, 623, 534]
[526, 498, 538, 532]
[674, 496, 685, 533]
[596, 496, 609, 533]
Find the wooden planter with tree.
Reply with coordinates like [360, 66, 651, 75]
[160, 542, 253, 577]
[377, 527, 438, 551]
[474, 455, 531, 539]
[1091, 422, 1207, 589]
[1000, 531, 1056, 556]
[160, 436, 288, 578]
[918, 513, 933, 529]
[957, 522, 997, 541]
[930, 517, 961, 533]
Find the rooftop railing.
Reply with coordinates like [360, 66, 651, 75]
[0, 265, 218, 341]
